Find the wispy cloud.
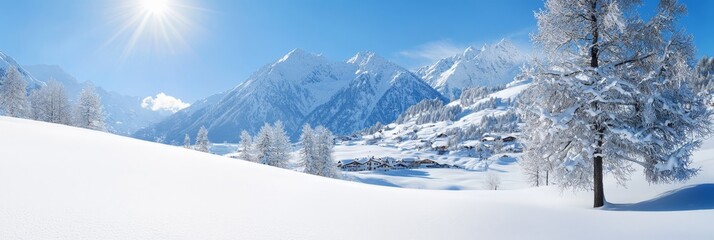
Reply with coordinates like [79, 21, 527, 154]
[398, 40, 467, 65]
[141, 92, 190, 113]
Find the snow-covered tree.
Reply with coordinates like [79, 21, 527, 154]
[313, 126, 339, 178]
[183, 133, 191, 149]
[299, 124, 317, 173]
[485, 174, 501, 190]
[269, 121, 291, 168]
[239, 130, 255, 162]
[299, 124, 339, 178]
[29, 79, 72, 125]
[195, 126, 210, 153]
[254, 122, 291, 168]
[520, 0, 712, 207]
[74, 85, 105, 131]
[0, 67, 30, 118]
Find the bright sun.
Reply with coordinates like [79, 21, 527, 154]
[140, 0, 170, 15]
[106, 0, 199, 60]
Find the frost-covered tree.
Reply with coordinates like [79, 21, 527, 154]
[74, 85, 105, 131]
[29, 80, 72, 125]
[693, 56, 714, 94]
[239, 130, 255, 162]
[300, 124, 339, 178]
[195, 126, 210, 153]
[0, 67, 30, 118]
[520, 0, 711, 207]
[485, 174, 501, 190]
[183, 133, 191, 149]
[254, 122, 291, 168]
[269, 121, 291, 168]
[299, 124, 317, 173]
[313, 126, 339, 178]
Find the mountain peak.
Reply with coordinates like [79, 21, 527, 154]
[277, 48, 322, 64]
[347, 51, 391, 69]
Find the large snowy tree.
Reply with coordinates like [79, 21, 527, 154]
[0, 67, 30, 118]
[74, 85, 106, 131]
[29, 79, 72, 125]
[255, 122, 291, 168]
[195, 126, 210, 153]
[299, 124, 339, 178]
[519, 0, 711, 207]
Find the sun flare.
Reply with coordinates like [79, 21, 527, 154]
[140, 0, 170, 15]
[105, 0, 202, 61]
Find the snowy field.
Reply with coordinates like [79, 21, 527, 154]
[1, 117, 713, 240]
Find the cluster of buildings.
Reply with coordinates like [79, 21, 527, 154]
[337, 157, 452, 172]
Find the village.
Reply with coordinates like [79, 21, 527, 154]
[337, 156, 454, 171]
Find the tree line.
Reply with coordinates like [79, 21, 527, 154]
[0, 67, 106, 131]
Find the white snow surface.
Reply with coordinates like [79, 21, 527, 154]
[1, 116, 713, 240]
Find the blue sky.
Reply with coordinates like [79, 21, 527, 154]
[0, 0, 712, 103]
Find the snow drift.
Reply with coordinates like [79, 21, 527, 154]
[1, 117, 713, 240]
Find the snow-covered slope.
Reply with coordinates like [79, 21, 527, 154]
[23, 64, 168, 135]
[0, 51, 44, 89]
[135, 49, 445, 143]
[2, 117, 713, 239]
[416, 39, 526, 99]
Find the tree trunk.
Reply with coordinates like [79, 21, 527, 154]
[589, 0, 604, 208]
[593, 129, 605, 208]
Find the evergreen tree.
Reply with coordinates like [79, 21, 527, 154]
[195, 126, 210, 152]
[299, 124, 317, 173]
[29, 79, 71, 125]
[269, 121, 291, 168]
[239, 130, 255, 162]
[520, 0, 711, 207]
[74, 85, 105, 131]
[314, 126, 339, 178]
[254, 123, 273, 165]
[0, 67, 30, 118]
[183, 133, 191, 149]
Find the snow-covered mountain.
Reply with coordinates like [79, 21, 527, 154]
[134, 49, 446, 143]
[416, 39, 527, 99]
[0, 51, 44, 89]
[305, 52, 447, 134]
[23, 64, 168, 135]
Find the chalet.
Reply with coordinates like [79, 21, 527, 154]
[502, 136, 516, 142]
[417, 159, 438, 167]
[337, 160, 363, 171]
[431, 140, 449, 155]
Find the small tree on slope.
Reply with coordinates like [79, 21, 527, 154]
[184, 134, 191, 149]
[75, 85, 106, 131]
[519, 0, 711, 207]
[0, 67, 30, 118]
[195, 126, 210, 153]
[239, 130, 255, 162]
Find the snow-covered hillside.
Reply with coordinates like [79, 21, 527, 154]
[2, 117, 713, 240]
[135, 49, 445, 143]
[416, 39, 527, 99]
[23, 64, 169, 135]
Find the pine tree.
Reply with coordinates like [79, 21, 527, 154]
[29, 79, 71, 124]
[0, 67, 30, 118]
[269, 121, 291, 168]
[299, 124, 317, 174]
[254, 123, 273, 165]
[239, 130, 255, 162]
[520, 0, 711, 207]
[195, 126, 210, 153]
[314, 126, 339, 178]
[183, 133, 191, 149]
[74, 85, 106, 131]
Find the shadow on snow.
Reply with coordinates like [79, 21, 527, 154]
[603, 184, 714, 211]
